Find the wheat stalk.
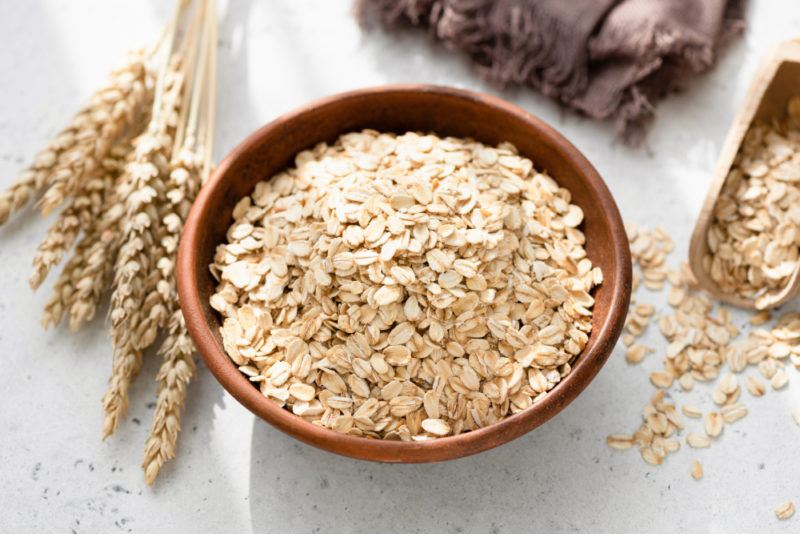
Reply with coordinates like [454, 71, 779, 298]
[103, 50, 188, 437]
[38, 54, 153, 217]
[0, 54, 152, 228]
[37, 139, 132, 327]
[4, 0, 217, 485]
[0, 121, 86, 224]
[30, 193, 95, 290]
[142, 308, 196, 484]
[140, 0, 216, 483]
[39, 150, 129, 329]
[0, 173, 39, 225]
[40, 203, 116, 330]
[102, 140, 169, 435]
[29, 156, 123, 290]
[41, 253, 79, 329]
[140, 151, 202, 481]
[102, 341, 144, 439]
[132, 151, 200, 349]
[65, 191, 127, 332]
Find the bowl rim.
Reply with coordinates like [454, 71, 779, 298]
[178, 84, 631, 463]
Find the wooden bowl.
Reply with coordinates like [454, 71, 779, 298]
[689, 40, 800, 310]
[178, 85, 631, 462]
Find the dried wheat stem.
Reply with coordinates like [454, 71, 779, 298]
[109, 185, 164, 341]
[41, 218, 108, 330]
[138, 152, 201, 476]
[172, 1, 207, 154]
[140, 0, 215, 484]
[0, 0, 215, 483]
[67, 234, 117, 331]
[29, 172, 113, 289]
[0, 172, 37, 225]
[108, 64, 182, 339]
[29, 205, 83, 290]
[41, 251, 81, 329]
[66, 202, 126, 331]
[30, 135, 133, 289]
[131, 151, 200, 355]
[0, 133, 76, 225]
[103, 51, 187, 436]
[184, 1, 211, 151]
[151, 0, 187, 129]
[142, 309, 196, 484]
[111, 69, 185, 347]
[203, 0, 217, 181]
[40, 143, 130, 326]
[102, 342, 144, 439]
[38, 54, 153, 216]
[132, 266, 172, 350]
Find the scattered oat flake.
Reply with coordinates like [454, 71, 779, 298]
[711, 388, 729, 406]
[667, 286, 686, 307]
[704, 412, 724, 438]
[607, 434, 634, 450]
[626, 344, 649, 364]
[641, 447, 663, 465]
[721, 403, 748, 424]
[682, 404, 702, 418]
[719, 373, 738, 395]
[650, 371, 674, 389]
[608, 222, 800, 481]
[746, 375, 766, 397]
[691, 460, 703, 480]
[678, 373, 694, 391]
[687, 432, 711, 449]
[775, 501, 795, 520]
[771, 370, 789, 390]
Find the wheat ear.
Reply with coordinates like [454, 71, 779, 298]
[141, 0, 216, 484]
[38, 54, 154, 216]
[0, 123, 86, 225]
[66, 206, 126, 331]
[103, 54, 186, 436]
[102, 341, 144, 439]
[142, 309, 196, 484]
[29, 172, 112, 289]
[1, 54, 152, 228]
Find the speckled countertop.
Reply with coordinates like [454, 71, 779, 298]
[3, 1, 800, 532]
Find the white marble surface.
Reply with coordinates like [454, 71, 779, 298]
[2, 1, 800, 532]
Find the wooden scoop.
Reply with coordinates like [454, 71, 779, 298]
[689, 39, 800, 310]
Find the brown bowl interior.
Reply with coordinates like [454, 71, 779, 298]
[178, 85, 631, 463]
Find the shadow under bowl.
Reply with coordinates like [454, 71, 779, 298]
[178, 84, 632, 463]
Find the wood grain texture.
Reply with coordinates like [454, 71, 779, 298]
[177, 85, 631, 462]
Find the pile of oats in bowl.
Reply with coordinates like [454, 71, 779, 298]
[210, 130, 601, 440]
[704, 97, 800, 308]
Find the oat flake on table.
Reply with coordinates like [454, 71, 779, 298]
[209, 130, 601, 440]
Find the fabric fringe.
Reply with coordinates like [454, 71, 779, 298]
[355, 0, 746, 145]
